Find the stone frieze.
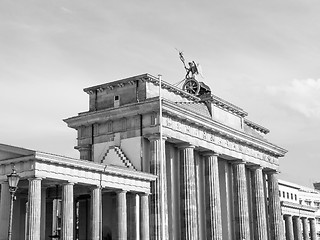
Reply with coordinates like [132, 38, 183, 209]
[163, 115, 277, 164]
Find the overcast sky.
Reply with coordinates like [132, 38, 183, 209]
[1, 0, 320, 187]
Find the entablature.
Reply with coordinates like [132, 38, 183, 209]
[162, 99, 287, 158]
[64, 97, 160, 129]
[244, 119, 270, 134]
[0, 151, 156, 193]
[83, 73, 200, 102]
[281, 201, 317, 218]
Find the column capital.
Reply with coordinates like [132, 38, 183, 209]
[283, 214, 292, 217]
[264, 169, 280, 175]
[201, 151, 219, 157]
[230, 159, 246, 165]
[61, 181, 75, 186]
[248, 164, 263, 170]
[28, 177, 43, 181]
[176, 142, 195, 149]
[139, 192, 150, 197]
[115, 189, 128, 194]
[90, 185, 102, 191]
[146, 133, 167, 141]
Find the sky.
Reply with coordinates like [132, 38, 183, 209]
[0, 0, 320, 187]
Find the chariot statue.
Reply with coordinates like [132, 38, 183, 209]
[178, 51, 211, 96]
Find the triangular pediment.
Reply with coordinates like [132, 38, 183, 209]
[0, 143, 35, 161]
[101, 146, 137, 171]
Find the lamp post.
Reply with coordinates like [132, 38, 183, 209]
[7, 168, 20, 240]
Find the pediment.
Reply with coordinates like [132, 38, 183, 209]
[0, 143, 35, 161]
[101, 146, 137, 171]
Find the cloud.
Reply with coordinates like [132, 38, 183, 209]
[267, 79, 320, 118]
[60, 7, 73, 15]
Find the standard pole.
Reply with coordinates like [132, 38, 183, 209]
[8, 192, 14, 240]
[158, 74, 165, 240]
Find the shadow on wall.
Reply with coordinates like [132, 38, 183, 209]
[103, 226, 112, 240]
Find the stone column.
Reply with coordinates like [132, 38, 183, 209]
[251, 166, 268, 240]
[41, 188, 47, 240]
[267, 171, 285, 240]
[232, 161, 250, 240]
[135, 195, 140, 240]
[61, 182, 74, 240]
[0, 182, 10, 240]
[140, 193, 150, 240]
[301, 217, 309, 240]
[117, 190, 127, 240]
[128, 193, 139, 240]
[203, 152, 222, 240]
[309, 218, 317, 240]
[148, 135, 168, 240]
[27, 178, 42, 240]
[284, 215, 294, 240]
[293, 216, 302, 240]
[91, 186, 101, 240]
[179, 144, 198, 240]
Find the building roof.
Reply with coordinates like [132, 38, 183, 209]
[174, 102, 212, 118]
[279, 179, 320, 194]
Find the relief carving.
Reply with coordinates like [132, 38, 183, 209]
[239, 145, 243, 151]
[232, 142, 237, 150]
[202, 131, 207, 140]
[194, 127, 198, 137]
[210, 134, 215, 142]
[185, 125, 190, 133]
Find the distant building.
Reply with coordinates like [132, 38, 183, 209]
[278, 179, 320, 239]
[0, 74, 291, 240]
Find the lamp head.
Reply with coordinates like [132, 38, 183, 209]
[7, 168, 20, 193]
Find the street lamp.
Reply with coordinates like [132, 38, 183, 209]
[7, 168, 20, 240]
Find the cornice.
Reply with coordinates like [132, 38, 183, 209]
[33, 151, 157, 182]
[281, 201, 317, 212]
[83, 74, 146, 94]
[83, 73, 200, 101]
[244, 119, 270, 134]
[64, 97, 160, 128]
[201, 94, 248, 117]
[0, 143, 35, 156]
